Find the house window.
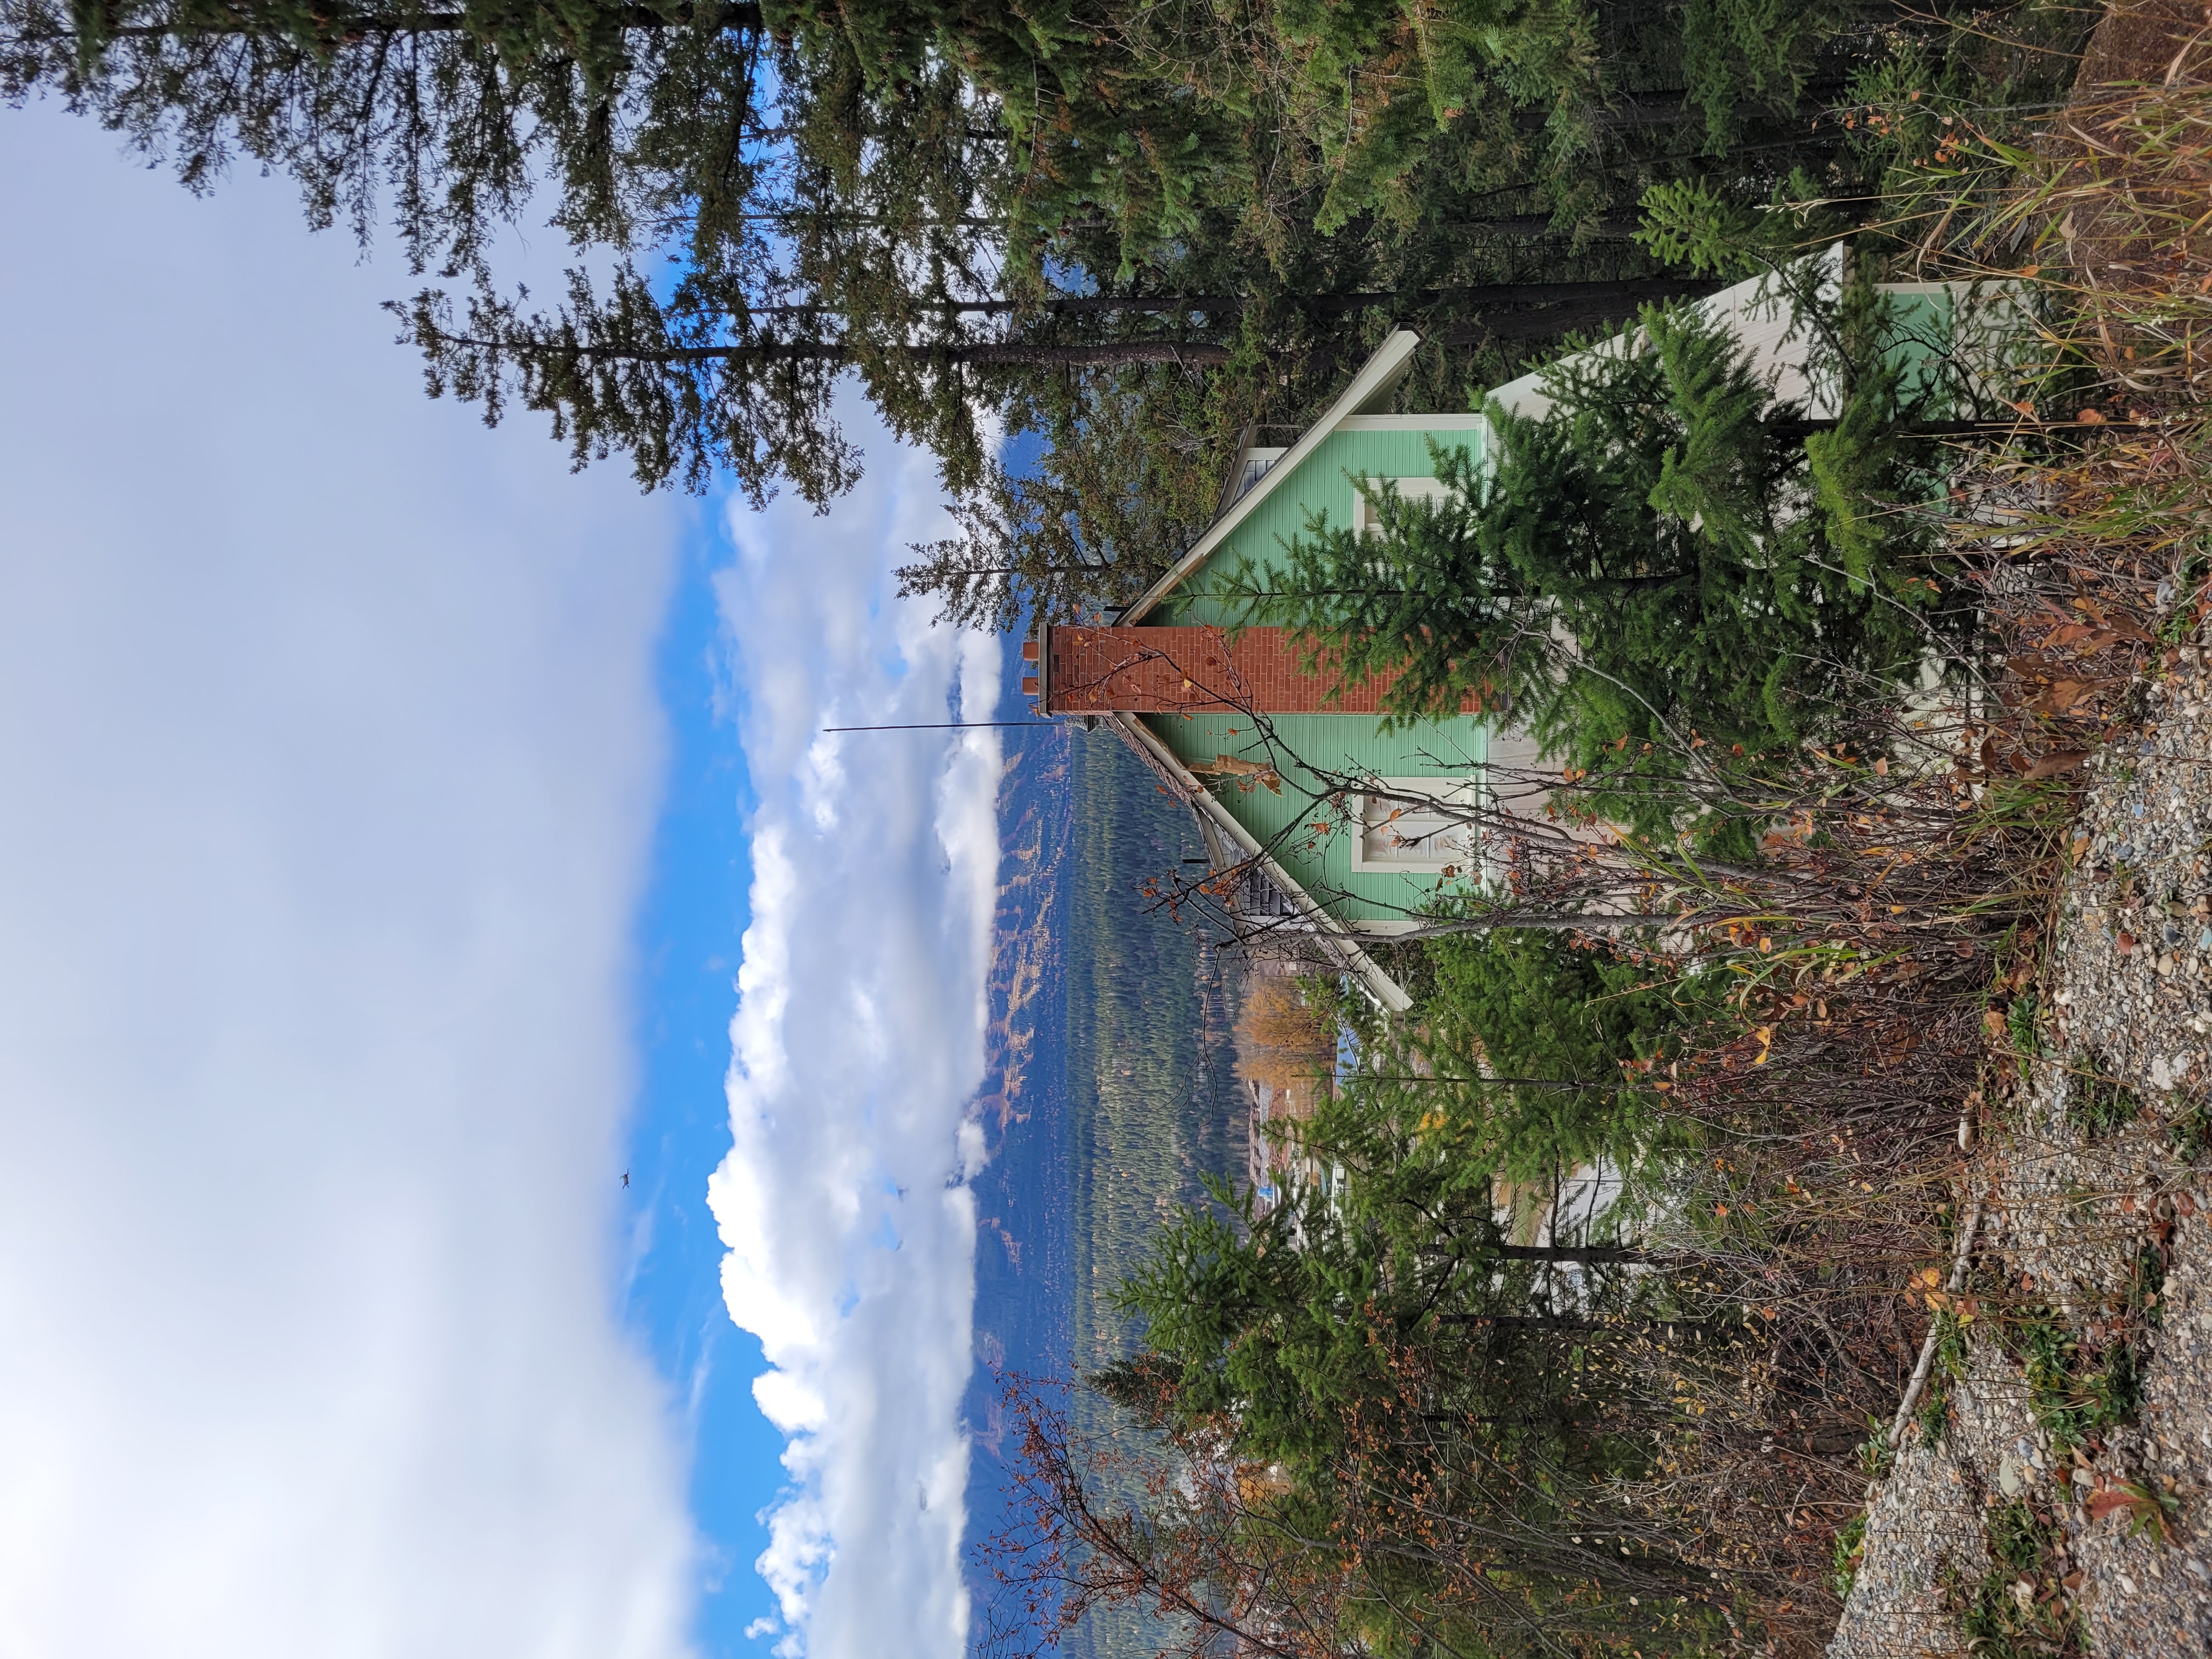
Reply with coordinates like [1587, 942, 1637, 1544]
[1352, 778, 1479, 874]
[1233, 447, 1285, 503]
[1350, 476, 1456, 537]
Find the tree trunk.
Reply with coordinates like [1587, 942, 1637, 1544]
[738, 275, 1717, 321]
[428, 330, 1235, 366]
[1508, 81, 1854, 133]
[1439, 278, 1720, 342]
[1772, 416, 2168, 441]
[58, 3, 764, 43]
[1435, 1313, 1714, 1336]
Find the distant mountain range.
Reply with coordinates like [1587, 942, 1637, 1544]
[960, 703, 1248, 1658]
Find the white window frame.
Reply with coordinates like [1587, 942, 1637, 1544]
[1349, 475, 1456, 538]
[1350, 777, 1480, 874]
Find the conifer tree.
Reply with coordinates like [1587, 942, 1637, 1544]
[984, 1175, 1740, 1656]
[1244, 273, 1967, 840]
[2, 0, 785, 276]
[4, 0, 1943, 543]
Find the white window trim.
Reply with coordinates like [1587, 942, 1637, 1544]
[1350, 777, 1480, 874]
[1349, 475, 1457, 538]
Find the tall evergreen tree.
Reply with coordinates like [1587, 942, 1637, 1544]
[1240, 273, 1968, 840]
[1, 0, 785, 275]
[989, 1173, 1743, 1656]
[3, 0, 1946, 545]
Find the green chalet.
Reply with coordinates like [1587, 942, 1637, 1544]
[1022, 258, 1999, 1010]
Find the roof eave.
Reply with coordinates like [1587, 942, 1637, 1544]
[1108, 713, 1413, 1013]
[1123, 330, 1423, 625]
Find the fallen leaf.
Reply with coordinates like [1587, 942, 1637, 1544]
[2041, 622, 2115, 652]
[2118, 932, 2137, 956]
[2086, 1488, 2140, 1524]
[2036, 680, 2095, 715]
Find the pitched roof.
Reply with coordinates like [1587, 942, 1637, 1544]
[1103, 713, 1414, 1012]
[1122, 330, 1423, 624]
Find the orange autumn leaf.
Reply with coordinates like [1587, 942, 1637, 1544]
[2085, 1487, 2138, 1524]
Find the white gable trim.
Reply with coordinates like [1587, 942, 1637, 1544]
[1122, 330, 1423, 624]
[1338, 414, 1486, 432]
[1108, 714, 1414, 1012]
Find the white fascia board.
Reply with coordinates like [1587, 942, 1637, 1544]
[1485, 246, 1849, 426]
[1338, 414, 1486, 432]
[1122, 329, 1424, 624]
[1109, 714, 1414, 1013]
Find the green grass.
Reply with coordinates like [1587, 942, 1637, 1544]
[1831, 1511, 1868, 1600]
[1945, 1500, 2085, 1658]
[2003, 1242, 2162, 1462]
[2169, 1091, 2212, 1161]
[2008, 1300, 2147, 1457]
[2067, 1061, 2142, 1138]
[1916, 1311, 1970, 1446]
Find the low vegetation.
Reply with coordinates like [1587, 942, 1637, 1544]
[1944, 1498, 2086, 1658]
[982, 19, 2212, 1657]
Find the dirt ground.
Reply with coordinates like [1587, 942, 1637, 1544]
[2074, 0, 2210, 89]
[1830, 662, 2212, 1656]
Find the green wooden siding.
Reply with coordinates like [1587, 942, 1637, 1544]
[1145, 710, 1488, 922]
[1154, 424, 1483, 629]
[1139, 418, 1493, 919]
[1122, 277, 2004, 926]
[1882, 283, 2031, 411]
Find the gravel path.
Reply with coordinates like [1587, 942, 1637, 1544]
[1830, 662, 2212, 1656]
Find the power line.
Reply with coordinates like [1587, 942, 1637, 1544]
[820, 719, 1054, 731]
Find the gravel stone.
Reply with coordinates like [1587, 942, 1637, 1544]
[1830, 667, 2212, 1656]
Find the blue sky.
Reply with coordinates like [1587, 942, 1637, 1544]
[623, 528, 782, 1650]
[0, 97, 1008, 1659]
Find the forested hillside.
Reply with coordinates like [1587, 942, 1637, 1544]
[963, 714, 1248, 1659]
[1057, 732, 1246, 1659]
[1065, 732, 1245, 1376]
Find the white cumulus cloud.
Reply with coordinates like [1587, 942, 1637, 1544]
[0, 106, 700, 1659]
[707, 405, 1002, 1659]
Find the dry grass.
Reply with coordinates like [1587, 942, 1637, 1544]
[1233, 974, 1336, 1090]
[1612, 64, 2212, 1651]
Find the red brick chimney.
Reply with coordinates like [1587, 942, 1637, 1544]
[1037, 624, 1474, 716]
